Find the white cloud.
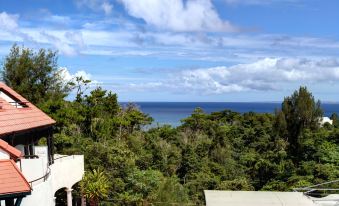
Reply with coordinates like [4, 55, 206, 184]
[119, 0, 238, 32]
[115, 57, 339, 94]
[59, 67, 73, 82]
[0, 12, 84, 56]
[102, 1, 113, 15]
[223, 0, 299, 5]
[75, 0, 113, 15]
[59, 67, 99, 85]
[2, 23, 339, 60]
[172, 57, 339, 93]
[0, 12, 19, 31]
[1, 10, 339, 61]
[0, 12, 36, 43]
[40, 31, 78, 56]
[65, 31, 86, 49]
[74, 70, 95, 82]
[48, 15, 71, 24]
[127, 82, 165, 92]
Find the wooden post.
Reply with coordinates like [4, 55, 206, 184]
[47, 131, 51, 164]
[5, 198, 14, 206]
[14, 197, 23, 206]
[50, 127, 54, 164]
[47, 127, 54, 164]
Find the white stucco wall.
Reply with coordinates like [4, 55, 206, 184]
[20, 176, 55, 206]
[20, 154, 84, 206]
[51, 155, 84, 194]
[0, 148, 9, 159]
[320, 117, 333, 126]
[19, 158, 47, 183]
[18, 146, 48, 184]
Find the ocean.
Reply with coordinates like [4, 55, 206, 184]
[121, 102, 339, 127]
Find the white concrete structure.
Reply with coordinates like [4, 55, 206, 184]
[311, 194, 339, 206]
[320, 117, 333, 126]
[18, 148, 84, 206]
[204, 190, 339, 206]
[205, 191, 315, 206]
[0, 83, 85, 206]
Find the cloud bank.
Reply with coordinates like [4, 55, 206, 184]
[0, 12, 19, 31]
[119, 0, 238, 32]
[59, 67, 100, 86]
[117, 58, 339, 94]
[75, 0, 113, 15]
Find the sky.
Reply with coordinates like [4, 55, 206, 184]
[0, 0, 339, 102]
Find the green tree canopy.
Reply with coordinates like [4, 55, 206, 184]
[1, 44, 71, 104]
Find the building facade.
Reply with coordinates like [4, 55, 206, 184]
[0, 83, 84, 206]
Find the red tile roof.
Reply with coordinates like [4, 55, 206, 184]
[0, 159, 31, 195]
[0, 139, 22, 160]
[0, 82, 56, 137]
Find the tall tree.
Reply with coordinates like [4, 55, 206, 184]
[1, 44, 70, 104]
[277, 86, 323, 161]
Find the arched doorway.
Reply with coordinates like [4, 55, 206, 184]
[54, 187, 67, 206]
[54, 184, 83, 206]
[71, 183, 83, 206]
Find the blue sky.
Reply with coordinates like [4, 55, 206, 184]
[1, 0, 339, 102]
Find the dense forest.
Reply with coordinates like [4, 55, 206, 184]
[2, 45, 339, 205]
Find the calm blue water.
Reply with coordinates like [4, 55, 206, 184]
[121, 102, 339, 127]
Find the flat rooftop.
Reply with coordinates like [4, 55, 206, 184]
[204, 190, 316, 206]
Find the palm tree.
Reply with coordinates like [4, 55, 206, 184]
[80, 169, 110, 206]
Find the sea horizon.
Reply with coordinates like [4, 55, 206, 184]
[120, 102, 339, 127]
[120, 100, 339, 104]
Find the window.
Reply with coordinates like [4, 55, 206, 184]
[0, 89, 28, 108]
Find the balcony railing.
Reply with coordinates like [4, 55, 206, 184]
[21, 154, 84, 188]
[28, 165, 51, 188]
[22, 154, 39, 159]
